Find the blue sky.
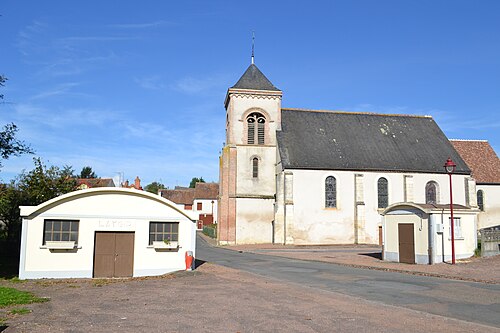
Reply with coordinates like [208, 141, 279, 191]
[1, 1, 499, 188]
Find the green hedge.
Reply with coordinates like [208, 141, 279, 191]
[203, 224, 217, 239]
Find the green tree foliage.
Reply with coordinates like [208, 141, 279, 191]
[0, 123, 34, 168]
[144, 181, 165, 194]
[79, 166, 97, 179]
[0, 158, 77, 240]
[189, 177, 205, 188]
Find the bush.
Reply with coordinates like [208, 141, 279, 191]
[203, 224, 217, 239]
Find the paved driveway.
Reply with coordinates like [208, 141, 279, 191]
[197, 235, 500, 328]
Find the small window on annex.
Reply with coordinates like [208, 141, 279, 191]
[449, 217, 463, 239]
[197, 202, 202, 210]
[325, 176, 337, 208]
[43, 220, 79, 244]
[425, 181, 439, 204]
[377, 177, 389, 208]
[247, 112, 266, 145]
[477, 190, 484, 211]
[149, 222, 179, 245]
[252, 157, 259, 178]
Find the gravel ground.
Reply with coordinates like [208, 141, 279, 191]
[1, 263, 498, 333]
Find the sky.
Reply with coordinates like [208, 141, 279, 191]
[1, 1, 499, 188]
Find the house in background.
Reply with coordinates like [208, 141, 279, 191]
[219, 62, 478, 249]
[76, 178, 116, 190]
[451, 139, 500, 230]
[160, 182, 218, 229]
[19, 188, 197, 279]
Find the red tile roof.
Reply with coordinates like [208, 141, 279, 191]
[159, 182, 219, 205]
[450, 140, 500, 184]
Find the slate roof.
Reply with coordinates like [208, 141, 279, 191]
[231, 64, 280, 91]
[450, 140, 500, 184]
[277, 109, 470, 174]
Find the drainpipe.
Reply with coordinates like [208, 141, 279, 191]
[428, 214, 434, 265]
[283, 172, 287, 245]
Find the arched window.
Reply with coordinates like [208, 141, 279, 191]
[252, 157, 259, 178]
[477, 190, 484, 211]
[247, 112, 265, 145]
[377, 177, 389, 208]
[325, 176, 337, 208]
[425, 181, 439, 204]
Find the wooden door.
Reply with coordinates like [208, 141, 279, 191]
[94, 232, 134, 278]
[398, 224, 415, 264]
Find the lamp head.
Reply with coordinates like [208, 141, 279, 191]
[444, 157, 456, 174]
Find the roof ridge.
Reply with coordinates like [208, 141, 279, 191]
[281, 107, 432, 118]
[449, 139, 489, 142]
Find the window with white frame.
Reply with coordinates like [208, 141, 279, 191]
[149, 222, 179, 245]
[43, 219, 79, 244]
[448, 217, 463, 239]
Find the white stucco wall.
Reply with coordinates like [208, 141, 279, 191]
[275, 168, 471, 245]
[235, 198, 274, 244]
[193, 199, 218, 223]
[237, 146, 276, 196]
[19, 188, 197, 279]
[383, 207, 477, 264]
[477, 184, 500, 229]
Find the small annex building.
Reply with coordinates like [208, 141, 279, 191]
[19, 188, 197, 279]
[382, 203, 478, 264]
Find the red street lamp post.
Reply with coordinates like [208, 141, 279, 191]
[444, 157, 457, 264]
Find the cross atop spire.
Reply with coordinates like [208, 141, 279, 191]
[251, 31, 255, 64]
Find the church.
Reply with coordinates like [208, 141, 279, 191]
[218, 61, 478, 246]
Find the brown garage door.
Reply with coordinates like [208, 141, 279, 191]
[398, 223, 415, 264]
[94, 232, 134, 278]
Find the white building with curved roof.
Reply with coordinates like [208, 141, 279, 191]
[19, 188, 197, 279]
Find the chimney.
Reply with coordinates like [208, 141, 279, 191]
[134, 176, 141, 190]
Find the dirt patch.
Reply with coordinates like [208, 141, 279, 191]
[1, 264, 498, 332]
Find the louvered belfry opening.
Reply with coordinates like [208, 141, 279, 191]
[247, 112, 265, 145]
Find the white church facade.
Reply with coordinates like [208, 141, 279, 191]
[218, 63, 479, 247]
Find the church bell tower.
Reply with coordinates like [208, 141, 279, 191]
[218, 63, 282, 244]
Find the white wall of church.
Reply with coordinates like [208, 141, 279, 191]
[477, 184, 500, 229]
[276, 168, 471, 245]
[236, 146, 276, 196]
[236, 198, 274, 243]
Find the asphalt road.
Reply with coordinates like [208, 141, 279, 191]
[196, 235, 500, 328]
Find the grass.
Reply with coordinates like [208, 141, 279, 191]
[0, 286, 49, 308]
[8, 308, 31, 315]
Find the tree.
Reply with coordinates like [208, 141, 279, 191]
[79, 166, 97, 179]
[144, 181, 165, 194]
[0, 158, 77, 240]
[189, 177, 205, 188]
[0, 123, 33, 168]
[0, 75, 34, 168]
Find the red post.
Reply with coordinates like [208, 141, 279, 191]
[448, 172, 456, 265]
[444, 157, 457, 265]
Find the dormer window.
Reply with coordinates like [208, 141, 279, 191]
[247, 113, 265, 145]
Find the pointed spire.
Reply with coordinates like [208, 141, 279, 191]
[231, 64, 279, 91]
